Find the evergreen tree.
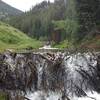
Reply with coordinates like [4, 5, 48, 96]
[76, 0, 100, 40]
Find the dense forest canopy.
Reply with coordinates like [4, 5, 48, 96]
[8, 0, 100, 46]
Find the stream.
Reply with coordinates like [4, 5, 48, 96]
[0, 51, 100, 100]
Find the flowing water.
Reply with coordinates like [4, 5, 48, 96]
[0, 51, 100, 100]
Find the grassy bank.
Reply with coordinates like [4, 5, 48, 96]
[52, 40, 74, 49]
[0, 22, 43, 52]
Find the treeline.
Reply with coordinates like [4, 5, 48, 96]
[8, 0, 100, 44]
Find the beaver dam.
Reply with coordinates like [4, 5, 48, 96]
[0, 51, 100, 100]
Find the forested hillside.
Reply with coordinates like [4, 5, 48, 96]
[8, 0, 100, 49]
[0, 0, 23, 21]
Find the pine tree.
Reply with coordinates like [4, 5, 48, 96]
[76, 0, 100, 39]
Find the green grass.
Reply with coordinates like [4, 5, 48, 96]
[0, 22, 42, 52]
[52, 40, 74, 49]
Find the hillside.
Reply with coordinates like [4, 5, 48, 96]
[0, 21, 42, 52]
[80, 33, 100, 50]
[8, 0, 100, 51]
[0, 0, 22, 21]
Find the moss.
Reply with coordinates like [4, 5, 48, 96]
[0, 92, 7, 100]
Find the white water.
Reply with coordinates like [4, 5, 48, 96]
[26, 91, 100, 100]
[3, 51, 100, 100]
[75, 92, 100, 100]
[26, 52, 99, 100]
[39, 45, 58, 50]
